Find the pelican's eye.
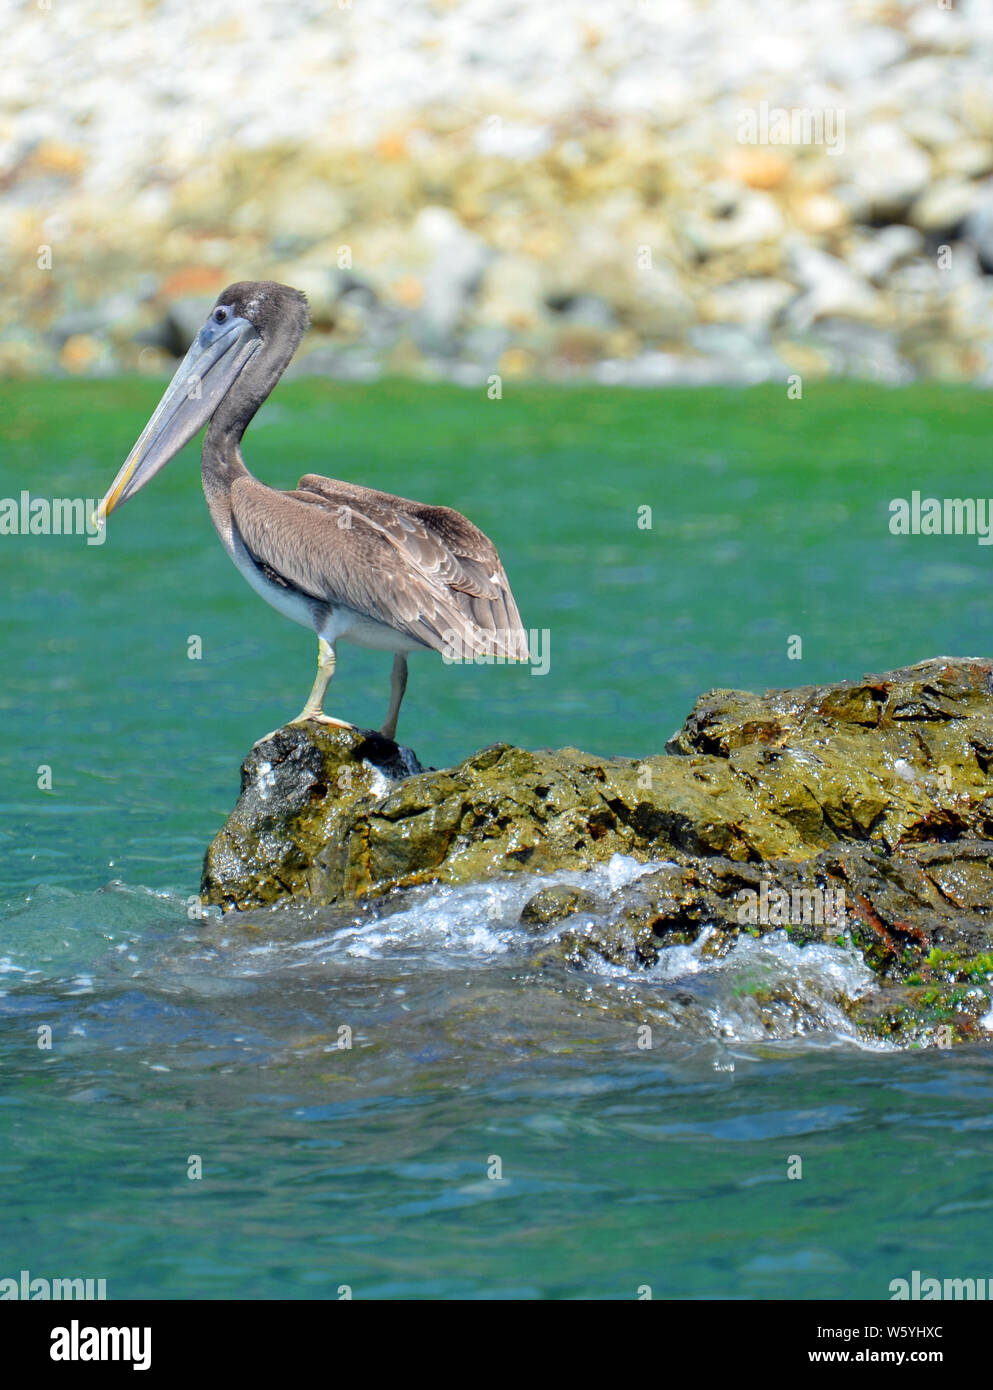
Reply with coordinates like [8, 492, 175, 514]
[212, 306, 230, 325]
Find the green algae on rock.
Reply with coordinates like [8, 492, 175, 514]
[201, 657, 993, 1045]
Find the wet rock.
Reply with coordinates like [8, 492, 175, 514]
[519, 884, 605, 930]
[202, 726, 423, 910]
[201, 658, 993, 1043]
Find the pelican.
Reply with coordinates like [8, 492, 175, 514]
[96, 280, 527, 739]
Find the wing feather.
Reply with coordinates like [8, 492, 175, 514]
[229, 475, 528, 659]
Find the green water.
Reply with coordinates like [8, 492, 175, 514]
[2, 378, 992, 1299]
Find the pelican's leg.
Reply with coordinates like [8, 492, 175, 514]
[290, 637, 354, 729]
[380, 654, 408, 741]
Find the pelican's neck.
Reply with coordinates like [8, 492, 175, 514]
[200, 319, 302, 550]
[201, 318, 301, 498]
[202, 424, 251, 488]
[200, 430, 249, 560]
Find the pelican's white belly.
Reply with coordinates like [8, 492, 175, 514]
[228, 523, 424, 654]
[229, 527, 318, 631]
[323, 605, 425, 653]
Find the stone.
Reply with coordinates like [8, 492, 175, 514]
[685, 188, 784, 257]
[784, 245, 883, 329]
[964, 183, 993, 271]
[411, 206, 491, 351]
[847, 124, 932, 220]
[200, 658, 993, 1045]
[848, 225, 924, 285]
[699, 278, 796, 330]
[475, 256, 548, 332]
[6, 0, 993, 388]
[519, 884, 605, 930]
[937, 139, 993, 180]
[910, 179, 982, 235]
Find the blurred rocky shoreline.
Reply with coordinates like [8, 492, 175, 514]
[5, 0, 993, 384]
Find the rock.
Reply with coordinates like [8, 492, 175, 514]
[847, 124, 932, 220]
[201, 658, 993, 1043]
[473, 121, 553, 160]
[620, 263, 696, 336]
[593, 350, 733, 387]
[519, 884, 605, 930]
[699, 277, 796, 330]
[548, 293, 617, 331]
[202, 727, 422, 909]
[910, 179, 982, 235]
[964, 182, 993, 272]
[903, 109, 964, 153]
[778, 320, 911, 384]
[410, 206, 491, 351]
[723, 148, 790, 191]
[848, 225, 923, 285]
[267, 183, 347, 242]
[475, 255, 548, 333]
[7, 0, 993, 386]
[937, 139, 993, 180]
[686, 324, 786, 383]
[58, 334, 112, 374]
[0, 336, 53, 376]
[162, 296, 217, 356]
[819, 25, 907, 82]
[685, 187, 784, 257]
[792, 193, 850, 236]
[548, 840, 993, 1044]
[784, 245, 883, 329]
[946, 258, 993, 339]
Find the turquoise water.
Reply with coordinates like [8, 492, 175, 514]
[2, 378, 992, 1299]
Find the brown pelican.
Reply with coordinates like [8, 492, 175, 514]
[96, 281, 527, 740]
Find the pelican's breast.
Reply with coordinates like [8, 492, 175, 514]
[228, 518, 322, 633]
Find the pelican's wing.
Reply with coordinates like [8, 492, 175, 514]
[295, 474, 527, 654]
[230, 475, 527, 659]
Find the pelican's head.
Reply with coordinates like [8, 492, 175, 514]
[95, 281, 309, 524]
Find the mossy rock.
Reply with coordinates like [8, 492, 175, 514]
[200, 657, 993, 1045]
